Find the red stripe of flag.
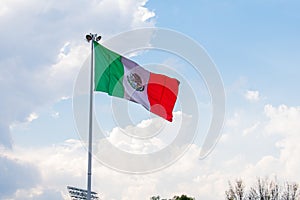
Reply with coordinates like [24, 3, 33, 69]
[147, 73, 179, 122]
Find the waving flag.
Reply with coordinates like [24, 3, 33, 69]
[93, 41, 179, 122]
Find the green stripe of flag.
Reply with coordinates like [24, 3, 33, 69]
[93, 41, 124, 97]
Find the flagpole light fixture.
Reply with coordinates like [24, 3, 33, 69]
[86, 33, 101, 43]
[86, 34, 93, 42]
[96, 35, 101, 41]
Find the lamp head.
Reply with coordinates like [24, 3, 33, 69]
[86, 34, 93, 42]
[96, 35, 102, 41]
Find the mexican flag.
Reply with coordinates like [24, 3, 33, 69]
[93, 41, 179, 122]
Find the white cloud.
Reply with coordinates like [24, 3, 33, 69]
[0, 112, 207, 199]
[11, 187, 64, 200]
[0, 5, 9, 17]
[224, 104, 300, 185]
[107, 112, 184, 154]
[262, 104, 300, 180]
[134, 6, 156, 24]
[244, 90, 260, 102]
[26, 112, 39, 123]
[0, 0, 155, 148]
[242, 122, 260, 136]
[225, 112, 241, 127]
[264, 104, 300, 136]
[2, 104, 299, 199]
[0, 155, 40, 199]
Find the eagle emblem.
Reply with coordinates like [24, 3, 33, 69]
[127, 73, 145, 92]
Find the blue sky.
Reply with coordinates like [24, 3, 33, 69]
[149, 0, 300, 104]
[1, 0, 300, 199]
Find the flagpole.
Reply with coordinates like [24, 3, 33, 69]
[85, 33, 101, 200]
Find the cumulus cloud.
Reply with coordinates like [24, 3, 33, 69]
[264, 104, 300, 136]
[2, 139, 87, 199]
[0, 155, 40, 199]
[12, 187, 64, 200]
[242, 122, 260, 136]
[225, 112, 241, 128]
[1, 104, 299, 199]
[263, 104, 300, 180]
[0, 0, 155, 148]
[221, 104, 300, 186]
[244, 90, 260, 102]
[26, 113, 39, 123]
[106, 112, 184, 154]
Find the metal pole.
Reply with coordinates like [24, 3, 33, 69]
[87, 34, 95, 200]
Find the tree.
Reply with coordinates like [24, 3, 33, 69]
[225, 179, 245, 200]
[282, 182, 299, 200]
[226, 177, 300, 200]
[150, 194, 194, 200]
[247, 178, 280, 200]
[172, 194, 195, 200]
[150, 196, 160, 200]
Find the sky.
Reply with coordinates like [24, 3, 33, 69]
[1, 0, 300, 199]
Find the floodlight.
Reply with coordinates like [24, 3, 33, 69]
[67, 186, 99, 200]
[86, 34, 93, 42]
[96, 35, 102, 41]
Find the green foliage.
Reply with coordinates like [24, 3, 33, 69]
[173, 194, 195, 200]
[150, 196, 160, 200]
[150, 194, 195, 200]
